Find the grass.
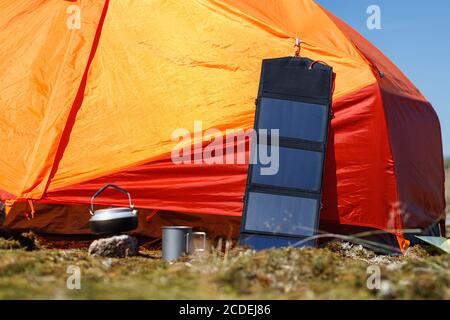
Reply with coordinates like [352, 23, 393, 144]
[0, 163, 448, 300]
[1, 238, 450, 299]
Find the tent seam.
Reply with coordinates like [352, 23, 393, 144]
[316, 2, 379, 81]
[40, 0, 111, 198]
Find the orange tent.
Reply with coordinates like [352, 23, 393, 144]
[0, 0, 445, 247]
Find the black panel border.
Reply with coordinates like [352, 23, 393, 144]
[240, 57, 333, 247]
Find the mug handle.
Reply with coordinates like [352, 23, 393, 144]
[186, 232, 207, 253]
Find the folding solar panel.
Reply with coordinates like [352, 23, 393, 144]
[240, 57, 334, 250]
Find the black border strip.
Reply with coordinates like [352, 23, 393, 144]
[240, 57, 333, 246]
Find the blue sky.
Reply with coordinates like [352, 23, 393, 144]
[316, 0, 450, 157]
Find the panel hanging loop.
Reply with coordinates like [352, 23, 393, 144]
[294, 37, 301, 57]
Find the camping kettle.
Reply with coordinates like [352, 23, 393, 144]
[89, 184, 138, 235]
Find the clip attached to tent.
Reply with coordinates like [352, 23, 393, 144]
[3, 199, 16, 216]
[294, 37, 301, 57]
[26, 199, 35, 220]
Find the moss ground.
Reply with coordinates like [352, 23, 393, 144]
[1, 237, 450, 299]
[0, 167, 448, 300]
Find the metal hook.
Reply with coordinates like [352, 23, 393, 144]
[294, 37, 301, 57]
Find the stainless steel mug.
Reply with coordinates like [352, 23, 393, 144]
[162, 226, 206, 261]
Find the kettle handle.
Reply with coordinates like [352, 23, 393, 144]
[90, 184, 134, 215]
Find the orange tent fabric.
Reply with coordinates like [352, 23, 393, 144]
[0, 0, 445, 240]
